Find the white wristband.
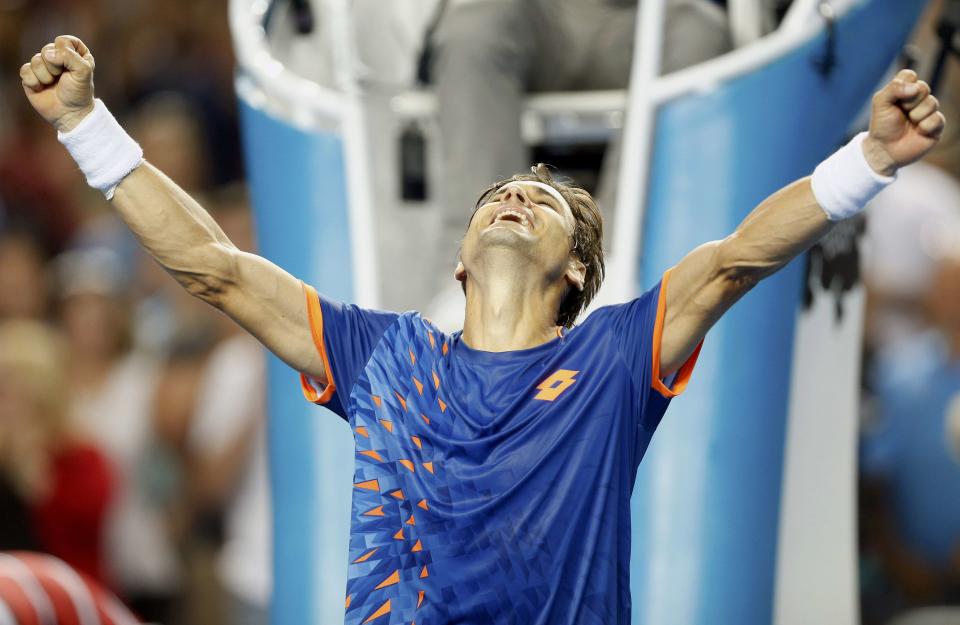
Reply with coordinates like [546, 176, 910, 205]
[810, 132, 896, 221]
[57, 99, 143, 200]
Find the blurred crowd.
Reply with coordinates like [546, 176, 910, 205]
[856, 3, 960, 624]
[0, 1, 268, 625]
[2, 0, 960, 625]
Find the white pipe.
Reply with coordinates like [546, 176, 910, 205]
[228, 0, 345, 122]
[389, 89, 628, 119]
[728, 0, 767, 47]
[324, 0, 381, 308]
[609, 0, 864, 303]
[648, 0, 861, 106]
[609, 0, 666, 302]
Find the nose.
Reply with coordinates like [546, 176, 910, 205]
[500, 185, 529, 205]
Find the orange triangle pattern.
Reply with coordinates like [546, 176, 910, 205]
[413, 377, 424, 395]
[442, 342, 449, 356]
[374, 569, 400, 590]
[410, 436, 422, 449]
[372, 395, 382, 408]
[409, 349, 416, 365]
[417, 591, 425, 609]
[422, 462, 434, 474]
[358, 450, 383, 461]
[417, 499, 429, 510]
[393, 528, 404, 540]
[389, 489, 405, 500]
[355, 426, 369, 438]
[352, 548, 378, 564]
[355, 479, 379, 492]
[432, 372, 440, 389]
[394, 391, 407, 412]
[346, 594, 352, 609]
[363, 599, 391, 623]
[419, 565, 428, 578]
[437, 398, 447, 412]
[405, 515, 416, 526]
[379, 419, 393, 433]
[363, 505, 385, 517]
[411, 539, 423, 552]
[421, 414, 430, 425]
[398, 459, 415, 473]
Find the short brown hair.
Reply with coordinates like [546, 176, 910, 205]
[470, 164, 605, 328]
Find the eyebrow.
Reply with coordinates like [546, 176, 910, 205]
[492, 185, 564, 211]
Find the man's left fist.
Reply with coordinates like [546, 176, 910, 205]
[863, 69, 946, 177]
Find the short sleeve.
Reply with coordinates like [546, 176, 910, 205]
[595, 268, 703, 428]
[300, 283, 399, 419]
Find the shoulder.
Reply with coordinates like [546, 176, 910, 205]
[395, 311, 454, 348]
[577, 282, 663, 328]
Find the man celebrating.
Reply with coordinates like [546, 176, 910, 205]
[21, 35, 944, 625]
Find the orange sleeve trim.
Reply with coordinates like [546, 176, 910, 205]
[651, 268, 703, 399]
[300, 282, 337, 405]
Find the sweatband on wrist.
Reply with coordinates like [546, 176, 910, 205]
[57, 99, 144, 200]
[810, 132, 896, 221]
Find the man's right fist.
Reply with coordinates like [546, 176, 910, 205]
[19, 35, 96, 133]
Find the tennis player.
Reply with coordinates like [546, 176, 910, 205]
[21, 35, 944, 625]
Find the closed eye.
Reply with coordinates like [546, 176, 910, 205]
[532, 191, 561, 213]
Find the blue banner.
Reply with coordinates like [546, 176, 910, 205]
[239, 101, 355, 625]
[630, 1, 925, 623]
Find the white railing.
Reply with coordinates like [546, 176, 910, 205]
[607, 0, 864, 302]
[229, 0, 380, 308]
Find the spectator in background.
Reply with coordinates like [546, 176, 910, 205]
[862, 148, 960, 359]
[130, 92, 211, 195]
[0, 320, 114, 586]
[0, 111, 85, 253]
[0, 3, 244, 622]
[427, 0, 731, 324]
[0, 230, 48, 321]
[186, 186, 270, 625]
[860, 250, 960, 625]
[57, 248, 181, 623]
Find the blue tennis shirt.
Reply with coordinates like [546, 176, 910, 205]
[300, 270, 700, 625]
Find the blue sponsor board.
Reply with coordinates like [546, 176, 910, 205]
[239, 100, 355, 625]
[630, 1, 925, 623]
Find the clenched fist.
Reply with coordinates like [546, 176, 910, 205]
[19, 35, 96, 133]
[863, 69, 946, 176]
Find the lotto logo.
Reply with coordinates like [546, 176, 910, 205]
[534, 369, 579, 401]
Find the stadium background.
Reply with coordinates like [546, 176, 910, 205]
[2, 1, 960, 624]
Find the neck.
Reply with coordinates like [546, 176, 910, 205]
[460, 254, 565, 352]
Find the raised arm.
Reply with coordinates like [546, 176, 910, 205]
[659, 69, 946, 374]
[20, 36, 326, 381]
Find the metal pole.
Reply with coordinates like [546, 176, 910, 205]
[609, 0, 666, 302]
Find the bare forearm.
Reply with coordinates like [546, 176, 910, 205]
[19, 35, 328, 380]
[111, 162, 235, 277]
[720, 177, 832, 282]
[660, 178, 833, 373]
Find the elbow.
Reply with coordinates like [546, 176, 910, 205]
[713, 236, 766, 299]
[170, 243, 238, 309]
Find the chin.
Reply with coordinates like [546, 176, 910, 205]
[477, 226, 536, 251]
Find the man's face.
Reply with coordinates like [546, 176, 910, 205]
[457, 181, 584, 291]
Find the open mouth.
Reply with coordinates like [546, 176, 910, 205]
[490, 206, 533, 229]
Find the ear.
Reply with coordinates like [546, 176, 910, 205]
[454, 261, 466, 283]
[565, 256, 586, 292]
